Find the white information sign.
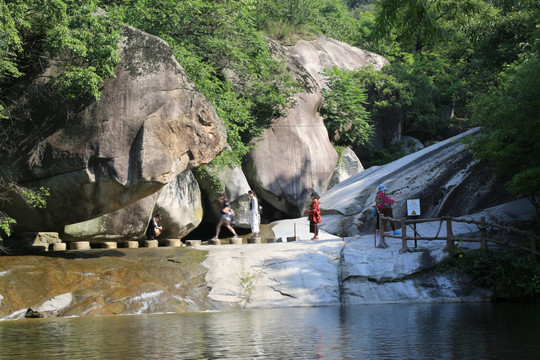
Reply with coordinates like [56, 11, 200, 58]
[407, 199, 421, 216]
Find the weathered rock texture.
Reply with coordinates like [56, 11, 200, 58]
[328, 147, 364, 189]
[64, 170, 203, 241]
[319, 128, 514, 237]
[246, 37, 388, 217]
[0, 26, 227, 233]
[0, 248, 232, 320]
[195, 165, 252, 229]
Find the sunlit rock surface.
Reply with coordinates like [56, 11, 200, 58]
[319, 128, 515, 237]
[3, 200, 532, 321]
[0, 26, 227, 233]
[246, 37, 388, 217]
[0, 248, 234, 320]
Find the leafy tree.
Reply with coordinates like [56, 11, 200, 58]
[320, 66, 372, 147]
[118, 0, 298, 168]
[0, 182, 49, 245]
[467, 31, 540, 214]
[0, 0, 121, 101]
[372, 0, 482, 52]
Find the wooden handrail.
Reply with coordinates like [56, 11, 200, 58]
[373, 215, 539, 257]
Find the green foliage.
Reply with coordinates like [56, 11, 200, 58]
[0, 215, 17, 240]
[358, 141, 406, 168]
[254, 0, 359, 44]
[373, 0, 482, 52]
[320, 66, 372, 147]
[437, 248, 540, 299]
[0, 184, 50, 241]
[118, 0, 298, 168]
[466, 31, 540, 211]
[0, 0, 121, 101]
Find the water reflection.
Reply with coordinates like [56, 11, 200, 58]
[0, 303, 539, 359]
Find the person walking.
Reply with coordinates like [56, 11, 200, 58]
[146, 213, 163, 240]
[305, 192, 322, 240]
[375, 184, 400, 235]
[248, 190, 260, 238]
[212, 193, 239, 240]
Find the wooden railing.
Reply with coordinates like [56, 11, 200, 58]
[377, 215, 539, 257]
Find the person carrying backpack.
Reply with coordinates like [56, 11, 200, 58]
[212, 193, 239, 240]
[375, 184, 400, 235]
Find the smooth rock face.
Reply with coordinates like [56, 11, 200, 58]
[64, 170, 203, 241]
[328, 147, 364, 190]
[246, 37, 388, 217]
[64, 193, 158, 242]
[319, 128, 514, 237]
[286, 36, 389, 89]
[0, 248, 228, 320]
[0, 26, 227, 233]
[153, 170, 204, 239]
[196, 165, 252, 228]
[25, 293, 73, 318]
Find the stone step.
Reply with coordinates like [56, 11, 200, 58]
[165, 239, 182, 247]
[185, 240, 202, 247]
[144, 240, 159, 248]
[123, 241, 139, 249]
[247, 237, 261, 244]
[230, 237, 243, 245]
[69, 241, 91, 250]
[52, 243, 67, 251]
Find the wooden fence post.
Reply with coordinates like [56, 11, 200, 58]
[480, 216, 488, 250]
[378, 215, 387, 248]
[399, 218, 408, 254]
[444, 217, 455, 252]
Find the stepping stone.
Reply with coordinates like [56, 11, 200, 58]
[266, 237, 278, 243]
[247, 237, 261, 244]
[102, 242, 117, 249]
[123, 241, 139, 248]
[230, 237, 243, 245]
[208, 238, 221, 245]
[185, 240, 202, 246]
[70, 241, 90, 250]
[144, 240, 159, 248]
[165, 239, 182, 247]
[52, 243, 67, 251]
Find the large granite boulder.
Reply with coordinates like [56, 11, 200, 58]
[328, 147, 364, 189]
[246, 37, 388, 217]
[196, 165, 252, 229]
[319, 128, 515, 237]
[64, 194, 157, 242]
[64, 170, 202, 242]
[152, 170, 204, 239]
[0, 26, 227, 233]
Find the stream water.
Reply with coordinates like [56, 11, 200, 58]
[1, 302, 539, 359]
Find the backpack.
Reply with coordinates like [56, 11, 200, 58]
[258, 204, 263, 214]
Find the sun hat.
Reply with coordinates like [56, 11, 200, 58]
[378, 184, 387, 191]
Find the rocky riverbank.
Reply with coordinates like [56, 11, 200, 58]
[0, 217, 497, 321]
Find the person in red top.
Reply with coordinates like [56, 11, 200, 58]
[375, 184, 400, 235]
[305, 192, 322, 240]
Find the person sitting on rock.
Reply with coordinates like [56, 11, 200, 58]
[146, 213, 163, 240]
